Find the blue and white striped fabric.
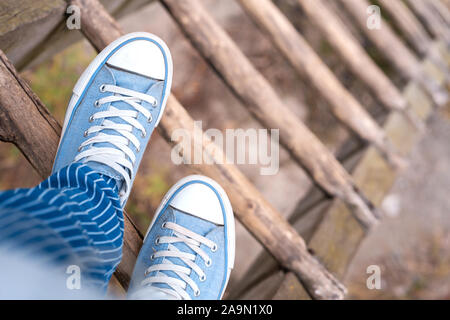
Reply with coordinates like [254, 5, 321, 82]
[0, 162, 123, 295]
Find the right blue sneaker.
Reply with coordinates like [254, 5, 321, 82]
[128, 175, 235, 300]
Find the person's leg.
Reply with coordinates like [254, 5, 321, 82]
[0, 31, 172, 298]
[0, 162, 123, 294]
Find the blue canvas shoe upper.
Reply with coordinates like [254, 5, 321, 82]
[52, 33, 172, 206]
[128, 175, 235, 300]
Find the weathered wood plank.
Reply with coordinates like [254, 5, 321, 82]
[0, 0, 153, 70]
[340, 0, 448, 107]
[377, 0, 450, 78]
[236, 0, 405, 169]
[230, 137, 366, 299]
[428, 0, 450, 24]
[0, 50, 61, 175]
[406, 0, 450, 43]
[273, 68, 437, 300]
[160, 0, 380, 230]
[294, 0, 409, 115]
[235, 49, 444, 299]
[0, 0, 66, 69]
[377, 0, 432, 56]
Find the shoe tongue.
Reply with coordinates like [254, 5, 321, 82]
[172, 206, 217, 235]
[149, 207, 217, 295]
[110, 65, 154, 93]
[86, 66, 159, 187]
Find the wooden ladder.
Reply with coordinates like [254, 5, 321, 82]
[0, 0, 448, 299]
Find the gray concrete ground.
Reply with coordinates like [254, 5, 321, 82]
[346, 110, 450, 299]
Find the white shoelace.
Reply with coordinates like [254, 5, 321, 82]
[140, 221, 218, 300]
[74, 84, 157, 201]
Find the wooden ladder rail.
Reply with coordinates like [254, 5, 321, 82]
[379, 0, 434, 55]
[0, 0, 352, 299]
[293, 0, 415, 117]
[229, 106, 397, 299]
[339, 0, 448, 107]
[229, 0, 450, 299]
[229, 132, 369, 299]
[159, 0, 380, 230]
[235, 0, 405, 169]
[273, 71, 446, 300]
[377, 0, 450, 77]
[406, 0, 450, 43]
[72, 0, 384, 297]
[272, 1, 450, 295]
[428, 0, 450, 25]
[234, 56, 447, 299]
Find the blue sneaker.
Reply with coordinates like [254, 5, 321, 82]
[128, 175, 236, 300]
[52, 32, 173, 206]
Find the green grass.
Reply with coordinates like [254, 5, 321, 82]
[21, 42, 96, 122]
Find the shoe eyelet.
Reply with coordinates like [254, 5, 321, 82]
[144, 269, 149, 276]
[94, 100, 100, 107]
[147, 116, 153, 123]
[136, 146, 141, 152]
[100, 84, 106, 92]
[200, 275, 206, 282]
[211, 244, 218, 252]
[194, 289, 200, 297]
[83, 130, 89, 137]
[150, 254, 155, 260]
[152, 100, 158, 107]
[141, 131, 146, 138]
[205, 259, 212, 267]
[77, 146, 82, 152]
[155, 237, 160, 245]
[162, 222, 167, 229]
[89, 115, 94, 122]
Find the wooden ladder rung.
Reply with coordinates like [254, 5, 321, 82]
[238, 44, 449, 299]
[161, 0, 380, 230]
[71, 0, 347, 299]
[339, 0, 448, 107]
[379, 0, 433, 56]
[378, 0, 450, 81]
[237, 0, 405, 169]
[295, 0, 410, 115]
[406, 0, 450, 43]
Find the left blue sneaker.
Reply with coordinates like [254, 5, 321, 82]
[128, 175, 235, 300]
[52, 32, 173, 206]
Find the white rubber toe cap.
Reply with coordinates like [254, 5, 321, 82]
[107, 39, 167, 80]
[170, 182, 225, 226]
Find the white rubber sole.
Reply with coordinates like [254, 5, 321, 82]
[144, 175, 236, 299]
[57, 32, 173, 151]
